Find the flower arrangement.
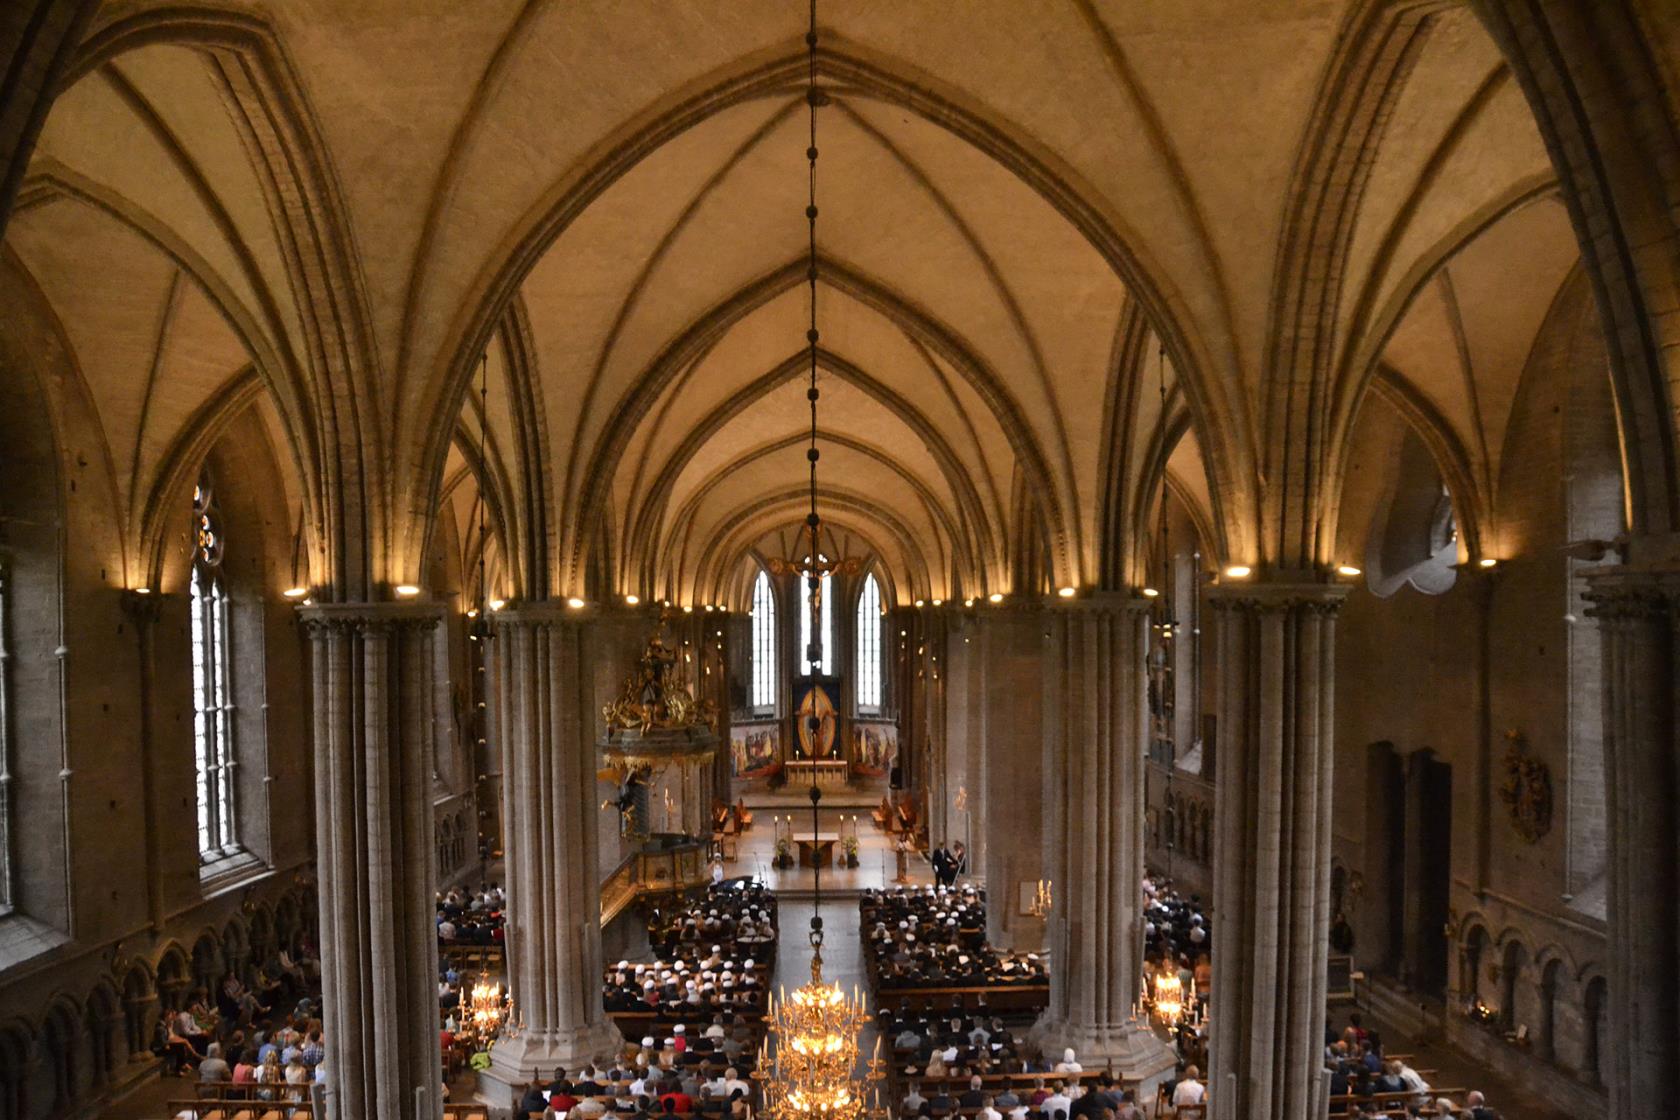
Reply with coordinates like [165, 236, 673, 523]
[774, 837, 793, 869]
[842, 835, 860, 868]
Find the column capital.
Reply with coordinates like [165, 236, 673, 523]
[1582, 566, 1680, 621]
[296, 600, 442, 635]
[1047, 590, 1153, 616]
[1206, 579, 1348, 614]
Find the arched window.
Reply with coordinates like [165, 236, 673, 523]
[798, 569, 834, 676]
[750, 569, 777, 711]
[855, 572, 883, 711]
[190, 478, 238, 861]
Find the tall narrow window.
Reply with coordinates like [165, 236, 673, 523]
[750, 569, 777, 710]
[190, 480, 238, 861]
[855, 572, 883, 711]
[798, 569, 834, 676]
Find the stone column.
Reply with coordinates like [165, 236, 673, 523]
[1207, 582, 1344, 1120]
[975, 608, 1043, 949]
[1583, 569, 1678, 1120]
[1034, 595, 1174, 1082]
[483, 607, 620, 1101]
[302, 602, 444, 1120]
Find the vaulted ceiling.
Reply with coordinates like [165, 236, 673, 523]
[2, 1, 1616, 603]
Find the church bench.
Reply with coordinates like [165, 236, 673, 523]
[873, 984, 1050, 1013]
[1326, 1088, 1466, 1115]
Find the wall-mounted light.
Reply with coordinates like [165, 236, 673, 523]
[931, 598, 943, 607]
[682, 605, 694, 614]
[394, 584, 421, 598]
[963, 598, 975, 608]
[566, 597, 586, 609]
[1057, 586, 1076, 599]
[1223, 565, 1252, 579]
[1336, 565, 1362, 577]
[625, 594, 640, 606]
[988, 592, 1004, 604]
[466, 608, 480, 619]
[488, 598, 506, 611]
[1141, 587, 1160, 598]
[282, 586, 309, 600]
[133, 586, 152, 596]
[914, 599, 925, 608]
[704, 604, 715, 612]
[1478, 558, 1497, 569]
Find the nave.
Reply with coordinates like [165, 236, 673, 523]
[4, 2, 1680, 1119]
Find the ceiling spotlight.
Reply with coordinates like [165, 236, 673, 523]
[625, 594, 640, 606]
[987, 592, 1004, 604]
[1224, 565, 1252, 579]
[282, 586, 309, 599]
[1057, 586, 1076, 599]
[394, 584, 421, 597]
[1141, 587, 1159, 598]
[566, 597, 586, 609]
[1336, 564, 1362, 577]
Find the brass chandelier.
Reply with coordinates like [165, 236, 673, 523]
[754, 4, 884, 1118]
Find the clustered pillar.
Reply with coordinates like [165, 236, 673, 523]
[1035, 595, 1174, 1082]
[1207, 583, 1344, 1120]
[302, 603, 444, 1120]
[1584, 570, 1679, 1120]
[485, 606, 619, 1096]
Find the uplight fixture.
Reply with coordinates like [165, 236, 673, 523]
[625, 594, 640, 606]
[282, 586, 309, 599]
[1057, 586, 1076, 599]
[394, 584, 421, 597]
[1478, 558, 1497, 569]
[488, 598, 506, 611]
[1336, 564, 1362, 577]
[566, 597, 586, 609]
[133, 587, 152, 595]
[987, 592, 1004, 604]
[931, 598, 943, 607]
[1223, 565, 1252, 579]
[914, 599, 925, 608]
[1141, 587, 1160, 598]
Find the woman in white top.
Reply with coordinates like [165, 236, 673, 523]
[1054, 1048, 1082, 1074]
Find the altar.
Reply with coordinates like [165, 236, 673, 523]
[795, 832, 841, 868]
[786, 758, 848, 789]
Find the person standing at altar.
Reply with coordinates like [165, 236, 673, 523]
[931, 843, 951, 886]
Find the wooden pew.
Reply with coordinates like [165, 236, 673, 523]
[874, 984, 1050, 1014]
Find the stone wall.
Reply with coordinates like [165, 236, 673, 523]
[1327, 273, 1618, 1105]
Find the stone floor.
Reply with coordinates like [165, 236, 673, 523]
[727, 807, 935, 896]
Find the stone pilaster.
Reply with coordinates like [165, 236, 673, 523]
[482, 607, 619, 1102]
[1583, 569, 1679, 1120]
[1034, 595, 1174, 1082]
[301, 602, 444, 1120]
[1207, 582, 1345, 1120]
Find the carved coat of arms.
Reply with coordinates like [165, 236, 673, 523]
[1497, 730, 1552, 843]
